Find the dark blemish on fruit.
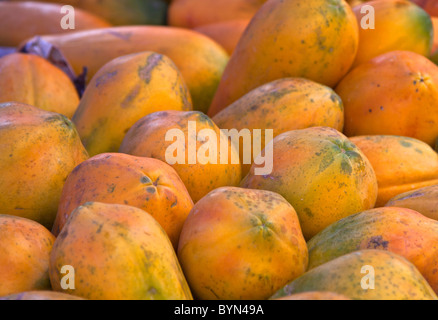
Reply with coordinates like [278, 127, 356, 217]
[95, 71, 118, 88]
[138, 54, 163, 84]
[399, 140, 413, 148]
[141, 176, 152, 184]
[303, 208, 314, 218]
[366, 236, 389, 250]
[147, 187, 156, 194]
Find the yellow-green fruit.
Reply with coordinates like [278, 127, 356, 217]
[50, 202, 193, 300]
[72, 51, 193, 156]
[241, 127, 378, 240]
[386, 185, 438, 221]
[271, 250, 438, 300]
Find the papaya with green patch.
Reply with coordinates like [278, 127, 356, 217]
[336, 50, 438, 146]
[0, 215, 55, 297]
[213, 78, 345, 175]
[0, 53, 79, 118]
[120, 111, 242, 203]
[271, 250, 438, 300]
[72, 51, 193, 156]
[0, 2, 111, 47]
[307, 207, 438, 294]
[50, 202, 193, 300]
[12, 0, 168, 26]
[386, 185, 438, 221]
[32, 26, 229, 113]
[0, 102, 89, 228]
[241, 127, 378, 240]
[178, 187, 308, 300]
[52, 153, 194, 248]
[350, 135, 438, 206]
[352, 0, 433, 67]
[208, 0, 359, 116]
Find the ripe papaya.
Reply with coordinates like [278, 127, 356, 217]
[0, 215, 55, 297]
[212, 78, 345, 175]
[28, 26, 229, 113]
[0, 102, 88, 228]
[0, 2, 110, 47]
[208, 0, 359, 116]
[241, 127, 378, 240]
[119, 111, 242, 203]
[178, 187, 308, 300]
[352, 0, 433, 66]
[307, 207, 438, 294]
[11, 0, 168, 26]
[336, 51, 438, 146]
[271, 250, 438, 300]
[0, 53, 79, 118]
[386, 185, 438, 221]
[350, 135, 438, 206]
[168, 0, 266, 28]
[72, 51, 192, 156]
[50, 202, 193, 300]
[53, 153, 194, 248]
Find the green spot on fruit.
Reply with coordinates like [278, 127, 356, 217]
[400, 140, 413, 148]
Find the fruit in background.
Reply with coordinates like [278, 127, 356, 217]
[271, 250, 438, 300]
[168, 0, 266, 28]
[194, 20, 250, 55]
[178, 187, 308, 300]
[307, 207, 438, 293]
[336, 51, 438, 146]
[50, 202, 193, 300]
[352, 0, 433, 67]
[0, 2, 110, 47]
[241, 127, 378, 240]
[386, 185, 438, 221]
[432, 17, 438, 52]
[350, 135, 438, 206]
[11, 0, 168, 26]
[0, 215, 55, 297]
[52, 153, 193, 248]
[0, 102, 88, 228]
[411, 0, 438, 17]
[29, 26, 229, 113]
[0, 53, 79, 118]
[208, 0, 359, 116]
[1, 291, 85, 300]
[275, 292, 351, 300]
[120, 111, 242, 203]
[72, 51, 192, 157]
[213, 78, 345, 175]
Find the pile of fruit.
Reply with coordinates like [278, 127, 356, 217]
[1, 0, 438, 301]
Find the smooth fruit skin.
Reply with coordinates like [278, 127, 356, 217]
[33, 26, 229, 113]
[50, 202, 193, 300]
[351, 135, 438, 207]
[0, 102, 89, 228]
[0, 215, 55, 297]
[194, 19, 250, 55]
[72, 52, 193, 156]
[12, 0, 168, 26]
[52, 153, 193, 248]
[275, 292, 351, 300]
[336, 50, 438, 146]
[272, 250, 438, 300]
[168, 0, 265, 28]
[0, 2, 110, 47]
[213, 78, 345, 175]
[208, 0, 359, 116]
[241, 127, 378, 240]
[177, 187, 308, 300]
[0, 53, 79, 118]
[120, 111, 242, 203]
[386, 185, 438, 221]
[352, 0, 433, 67]
[0, 291, 84, 301]
[307, 207, 438, 294]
